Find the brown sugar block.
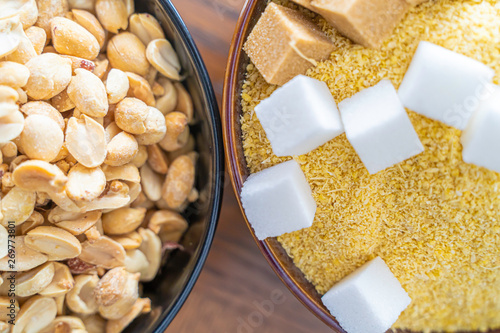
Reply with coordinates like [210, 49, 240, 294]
[244, 3, 335, 86]
[311, 0, 410, 48]
[290, 0, 315, 11]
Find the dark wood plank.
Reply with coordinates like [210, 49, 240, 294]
[166, 1, 332, 332]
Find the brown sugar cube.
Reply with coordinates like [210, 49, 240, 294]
[310, 0, 410, 48]
[290, 0, 315, 11]
[244, 3, 335, 86]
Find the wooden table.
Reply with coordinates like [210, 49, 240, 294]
[166, 0, 331, 332]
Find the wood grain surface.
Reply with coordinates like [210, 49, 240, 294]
[166, 0, 331, 332]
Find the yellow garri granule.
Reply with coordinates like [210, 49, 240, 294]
[240, 0, 500, 331]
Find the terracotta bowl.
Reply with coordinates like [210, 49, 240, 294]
[222, 1, 499, 332]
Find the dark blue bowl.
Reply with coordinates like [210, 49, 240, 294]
[126, 1, 224, 331]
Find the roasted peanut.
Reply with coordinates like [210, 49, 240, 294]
[13, 296, 57, 333]
[129, 13, 165, 46]
[67, 68, 109, 117]
[60, 55, 96, 74]
[105, 132, 139, 167]
[51, 89, 76, 112]
[0, 109, 24, 144]
[174, 82, 194, 123]
[107, 32, 149, 76]
[106, 69, 129, 104]
[146, 144, 168, 174]
[20, 115, 64, 162]
[25, 53, 73, 100]
[20, 102, 66, 131]
[0, 62, 30, 88]
[39, 316, 87, 333]
[93, 54, 110, 80]
[102, 207, 146, 235]
[140, 164, 163, 202]
[68, 0, 95, 13]
[0, 236, 48, 272]
[12, 262, 55, 297]
[25, 26, 47, 55]
[159, 111, 189, 151]
[39, 262, 75, 297]
[104, 122, 121, 143]
[48, 190, 82, 213]
[1, 186, 36, 227]
[112, 231, 142, 250]
[0, 86, 20, 105]
[146, 39, 181, 81]
[79, 314, 106, 333]
[12, 160, 68, 193]
[102, 163, 140, 184]
[35, 0, 70, 38]
[0, 0, 38, 29]
[94, 267, 139, 320]
[1, 142, 18, 159]
[123, 248, 148, 273]
[20, 210, 44, 235]
[66, 274, 99, 315]
[135, 106, 167, 145]
[131, 145, 148, 168]
[65, 115, 107, 168]
[25, 226, 82, 261]
[149, 210, 188, 243]
[82, 180, 130, 212]
[48, 207, 101, 235]
[4, 18, 37, 64]
[137, 228, 161, 282]
[125, 72, 155, 106]
[79, 235, 126, 269]
[51, 16, 100, 59]
[72, 9, 106, 49]
[161, 155, 195, 210]
[114, 97, 149, 134]
[0, 297, 19, 322]
[66, 164, 106, 202]
[123, 0, 134, 18]
[106, 298, 151, 333]
[95, 0, 128, 34]
[0, 16, 22, 58]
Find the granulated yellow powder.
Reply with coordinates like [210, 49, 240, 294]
[240, 0, 500, 331]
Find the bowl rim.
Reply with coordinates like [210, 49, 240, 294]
[151, 0, 225, 331]
[222, 0, 344, 331]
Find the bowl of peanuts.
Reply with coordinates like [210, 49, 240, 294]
[0, 0, 224, 332]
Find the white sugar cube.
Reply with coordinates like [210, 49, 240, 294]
[322, 257, 411, 333]
[241, 160, 316, 240]
[339, 80, 424, 174]
[461, 84, 500, 173]
[255, 75, 344, 157]
[398, 41, 495, 130]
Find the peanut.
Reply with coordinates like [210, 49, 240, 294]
[147, 144, 168, 174]
[72, 9, 106, 49]
[65, 115, 107, 168]
[20, 115, 64, 162]
[20, 102, 65, 131]
[35, 0, 70, 38]
[125, 71, 155, 106]
[25, 226, 82, 261]
[102, 207, 146, 235]
[114, 97, 149, 135]
[135, 106, 167, 145]
[129, 13, 165, 46]
[105, 132, 139, 167]
[66, 163, 107, 202]
[0, 61, 30, 88]
[67, 68, 108, 117]
[159, 111, 189, 151]
[107, 32, 149, 76]
[25, 53, 73, 100]
[25, 26, 46, 55]
[161, 155, 195, 210]
[95, 0, 128, 34]
[146, 39, 181, 81]
[106, 68, 129, 104]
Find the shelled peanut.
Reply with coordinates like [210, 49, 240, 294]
[0, 0, 198, 332]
